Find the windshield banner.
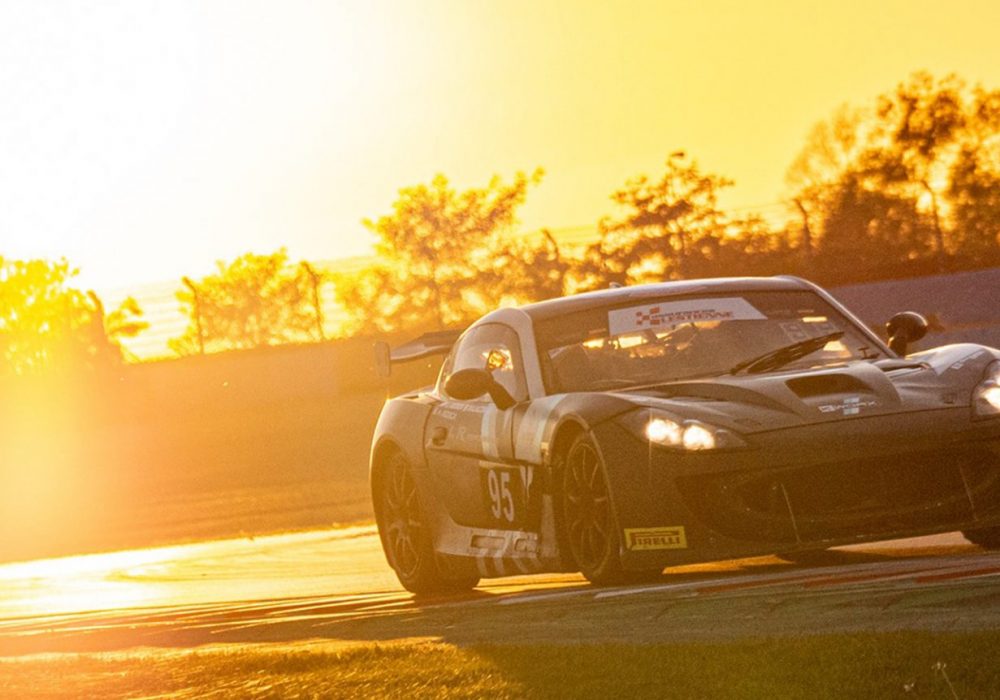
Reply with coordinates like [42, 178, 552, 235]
[608, 297, 766, 335]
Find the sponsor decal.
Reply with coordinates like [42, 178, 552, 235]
[608, 298, 765, 336]
[624, 526, 688, 551]
[434, 402, 488, 416]
[513, 394, 567, 464]
[481, 405, 499, 458]
[817, 396, 879, 416]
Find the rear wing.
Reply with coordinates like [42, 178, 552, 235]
[374, 329, 464, 378]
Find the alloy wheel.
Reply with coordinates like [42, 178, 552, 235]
[381, 456, 423, 578]
[563, 439, 614, 572]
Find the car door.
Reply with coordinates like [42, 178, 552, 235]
[424, 323, 538, 530]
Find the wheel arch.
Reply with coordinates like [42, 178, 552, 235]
[368, 396, 438, 531]
[549, 418, 587, 465]
[370, 437, 403, 506]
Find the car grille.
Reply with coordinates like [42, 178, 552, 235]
[676, 445, 1000, 544]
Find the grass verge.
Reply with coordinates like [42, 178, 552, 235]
[2, 631, 998, 699]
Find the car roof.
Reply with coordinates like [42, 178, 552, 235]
[518, 276, 812, 322]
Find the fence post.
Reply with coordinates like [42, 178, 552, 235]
[300, 262, 325, 341]
[181, 276, 205, 355]
[793, 198, 813, 270]
[85, 290, 114, 361]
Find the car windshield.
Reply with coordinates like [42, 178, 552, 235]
[535, 290, 884, 393]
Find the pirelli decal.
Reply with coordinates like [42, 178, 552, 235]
[624, 526, 688, 551]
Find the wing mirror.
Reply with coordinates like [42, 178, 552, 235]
[885, 311, 928, 356]
[445, 369, 516, 409]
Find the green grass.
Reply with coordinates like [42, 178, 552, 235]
[2, 632, 998, 699]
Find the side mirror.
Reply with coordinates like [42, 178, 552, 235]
[445, 368, 516, 409]
[885, 311, 928, 356]
[374, 341, 391, 378]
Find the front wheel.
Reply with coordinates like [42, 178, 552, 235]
[963, 526, 1000, 549]
[375, 451, 479, 595]
[560, 433, 631, 585]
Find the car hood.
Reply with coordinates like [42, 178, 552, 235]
[608, 343, 1000, 435]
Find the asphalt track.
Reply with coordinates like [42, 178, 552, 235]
[2, 527, 999, 656]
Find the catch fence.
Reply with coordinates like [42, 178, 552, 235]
[100, 256, 374, 361]
[99, 225, 602, 361]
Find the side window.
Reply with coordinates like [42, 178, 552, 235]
[439, 324, 527, 403]
[434, 345, 457, 396]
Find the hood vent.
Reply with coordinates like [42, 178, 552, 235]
[786, 374, 870, 399]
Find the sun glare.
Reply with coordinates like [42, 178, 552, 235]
[0, 529, 373, 621]
[0, 546, 188, 618]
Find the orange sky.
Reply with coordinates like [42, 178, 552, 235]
[2, 0, 999, 295]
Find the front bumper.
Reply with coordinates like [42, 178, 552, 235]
[593, 408, 1000, 569]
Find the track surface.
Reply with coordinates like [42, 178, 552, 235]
[2, 527, 999, 656]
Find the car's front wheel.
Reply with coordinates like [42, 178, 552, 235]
[560, 433, 632, 585]
[962, 526, 1000, 549]
[375, 450, 479, 595]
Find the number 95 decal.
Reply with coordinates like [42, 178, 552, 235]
[481, 466, 524, 525]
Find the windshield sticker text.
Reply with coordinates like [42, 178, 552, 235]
[608, 298, 766, 335]
[779, 319, 838, 343]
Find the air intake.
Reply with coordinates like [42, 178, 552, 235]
[786, 374, 869, 398]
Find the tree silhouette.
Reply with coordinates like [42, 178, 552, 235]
[785, 105, 867, 263]
[863, 72, 967, 269]
[786, 104, 867, 202]
[818, 176, 935, 280]
[170, 249, 319, 355]
[482, 229, 569, 306]
[334, 170, 552, 334]
[582, 153, 732, 287]
[787, 71, 1000, 282]
[0, 256, 146, 375]
[948, 85, 1000, 266]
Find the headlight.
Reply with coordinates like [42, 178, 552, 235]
[629, 409, 744, 452]
[681, 423, 716, 451]
[974, 361, 1000, 417]
[645, 417, 683, 445]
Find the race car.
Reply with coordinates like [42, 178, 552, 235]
[369, 276, 1000, 594]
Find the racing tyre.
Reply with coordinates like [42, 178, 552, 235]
[375, 450, 479, 595]
[561, 433, 630, 585]
[962, 526, 1000, 549]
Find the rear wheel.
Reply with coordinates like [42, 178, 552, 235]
[962, 526, 1000, 549]
[375, 450, 479, 595]
[561, 434, 633, 585]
